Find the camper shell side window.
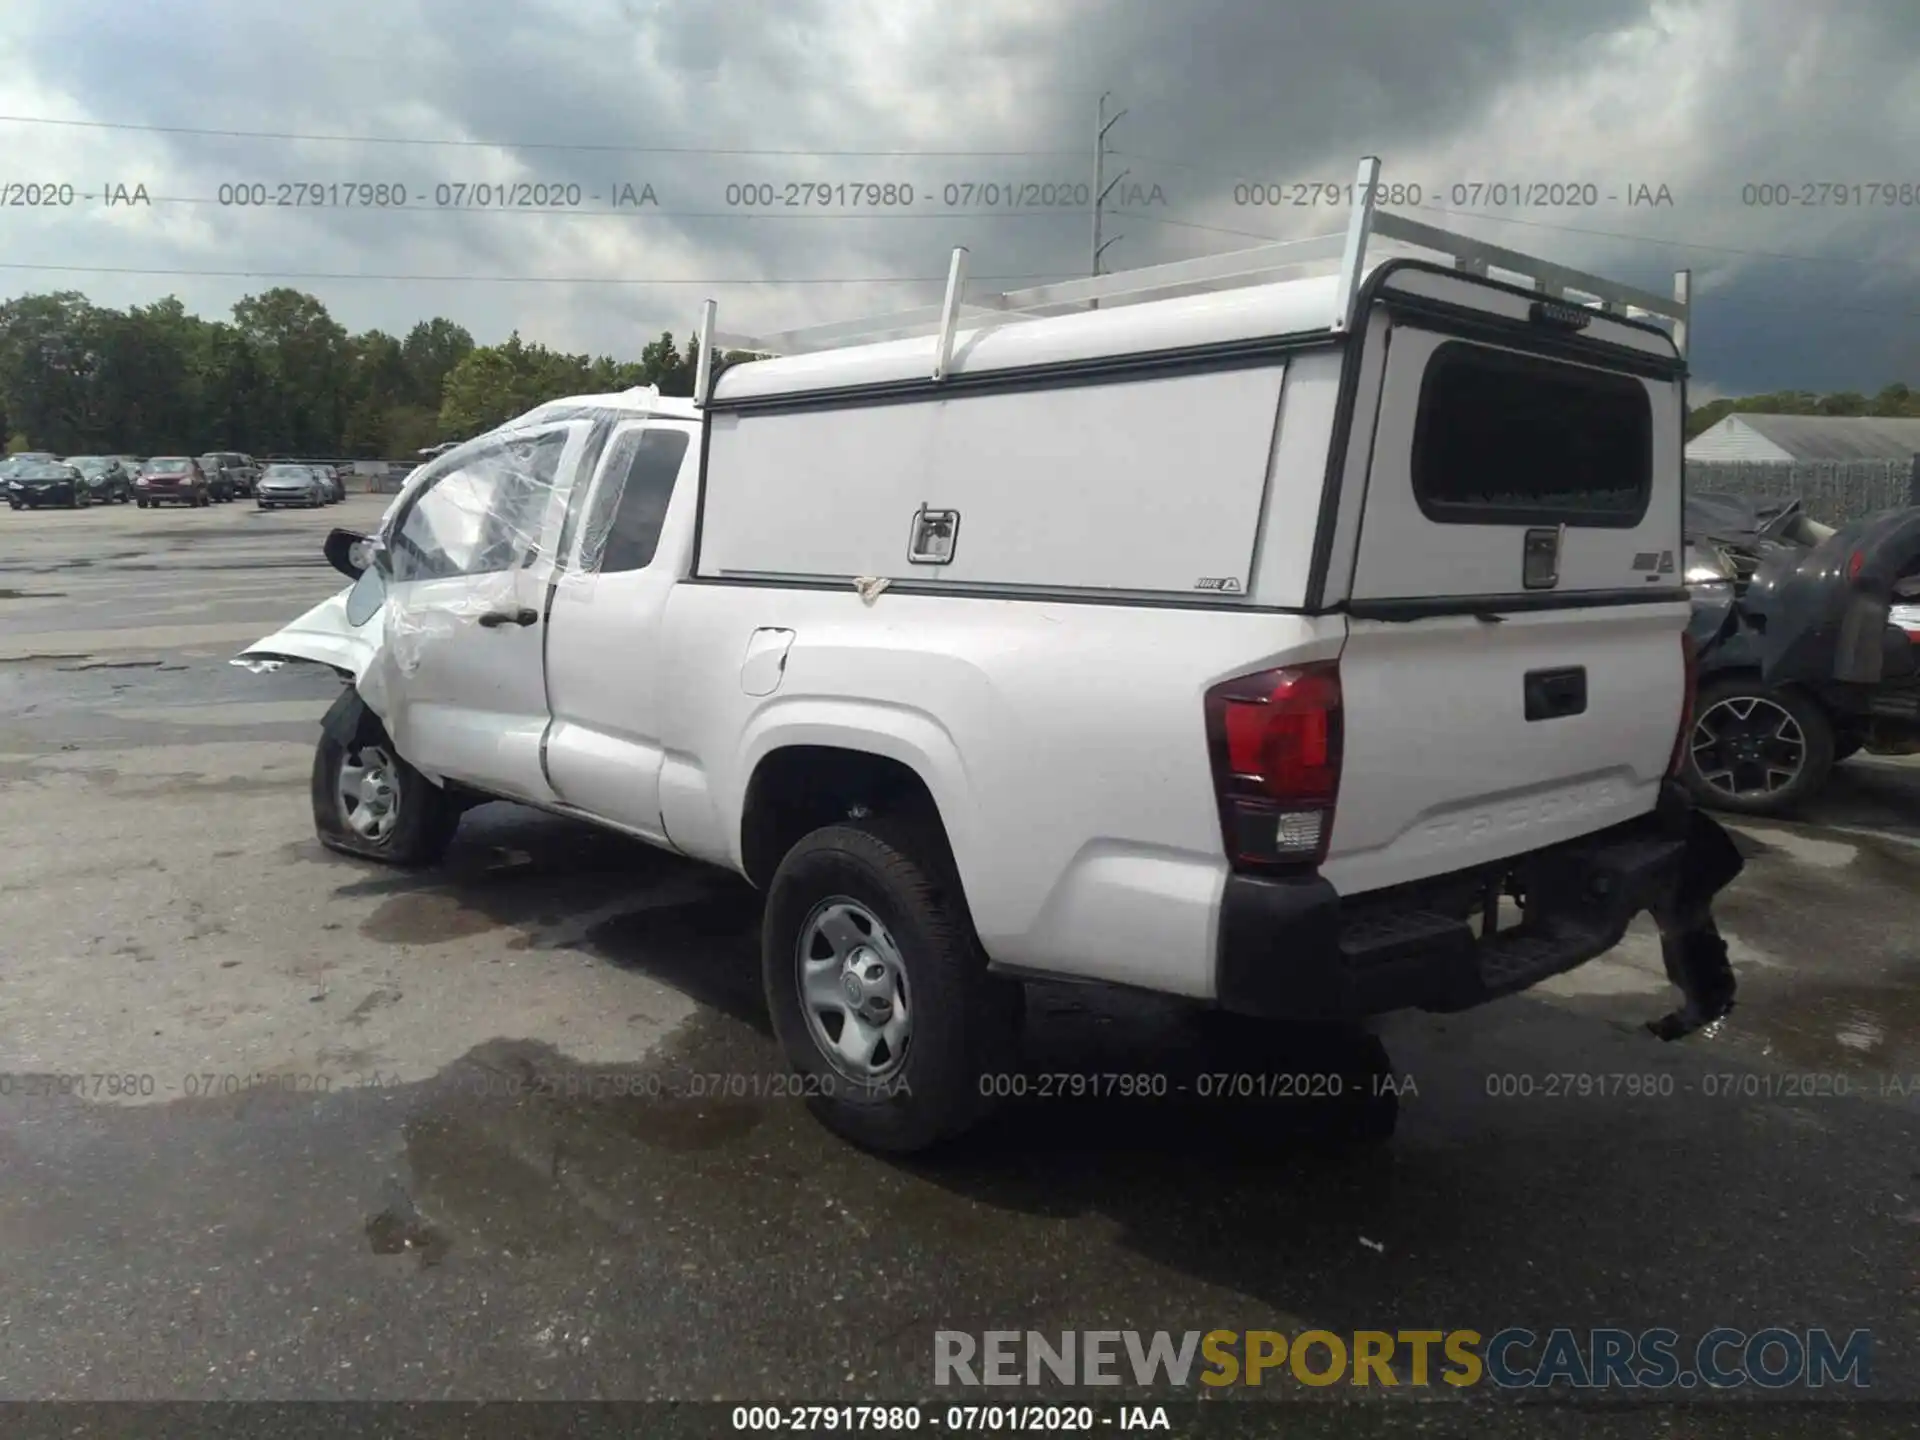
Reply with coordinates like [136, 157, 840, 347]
[1410, 340, 1654, 529]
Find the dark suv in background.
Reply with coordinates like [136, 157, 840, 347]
[197, 454, 248, 502]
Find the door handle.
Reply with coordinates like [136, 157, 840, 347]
[477, 607, 539, 628]
[1523, 666, 1587, 721]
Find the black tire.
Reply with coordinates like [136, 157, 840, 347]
[763, 821, 1022, 1154]
[310, 716, 460, 866]
[135, 498, 148, 509]
[1684, 675, 1835, 816]
[1834, 733, 1864, 763]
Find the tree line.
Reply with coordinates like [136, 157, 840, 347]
[4, 285, 1913, 455]
[0, 288, 758, 459]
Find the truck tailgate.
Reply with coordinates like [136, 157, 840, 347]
[1325, 604, 1687, 895]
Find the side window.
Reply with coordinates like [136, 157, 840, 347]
[1411, 341, 1653, 527]
[580, 427, 692, 575]
[389, 430, 570, 583]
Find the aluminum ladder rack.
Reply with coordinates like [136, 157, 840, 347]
[692, 155, 1691, 405]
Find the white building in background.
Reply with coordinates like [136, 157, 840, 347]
[1687, 413, 1920, 463]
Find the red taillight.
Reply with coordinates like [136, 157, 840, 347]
[1668, 631, 1699, 780]
[1848, 550, 1865, 581]
[1204, 661, 1342, 874]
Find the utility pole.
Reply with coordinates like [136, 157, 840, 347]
[1089, 92, 1127, 309]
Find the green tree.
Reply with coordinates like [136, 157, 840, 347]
[438, 344, 522, 438]
[402, 318, 475, 410]
[231, 289, 350, 453]
[0, 291, 99, 452]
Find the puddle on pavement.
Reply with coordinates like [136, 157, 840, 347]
[1738, 964, 1920, 1074]
[361, 891, 505, 944]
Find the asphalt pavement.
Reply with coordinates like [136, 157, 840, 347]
[1, 496, 1916, 1428]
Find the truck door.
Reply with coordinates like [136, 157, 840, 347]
[1325, 297, 1690, 896]
[376, 420, 591, 802]
[541, 420, 699, 841]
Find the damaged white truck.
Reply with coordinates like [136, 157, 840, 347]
[240, 160, 1744, 1154]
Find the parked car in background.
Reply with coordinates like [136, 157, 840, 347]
[201, 451, 258, 498]
[255, 463, 328, 509]
[111, 456, 145, 483]
[136, 456, 212, 508]
[8, 451, 58, 466]
[196, 453, 244, 502]
[7, 460, 91, 509]
[1684, 492, 1920, 815]
[66, 456, 134, 505]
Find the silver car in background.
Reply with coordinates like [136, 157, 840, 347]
[254, 463, 328, 509]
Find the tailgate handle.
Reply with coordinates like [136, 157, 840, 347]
[1524, 666, 1587, 721]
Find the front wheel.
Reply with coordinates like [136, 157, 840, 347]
[311, 720, 460, 865]
[763, 822, 1021, 1154]
[1685, 676, 1835, 816]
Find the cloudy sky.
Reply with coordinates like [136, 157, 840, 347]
[1, 0, 1916, 400]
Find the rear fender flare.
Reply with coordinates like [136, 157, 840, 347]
[733, 699, 982, 897]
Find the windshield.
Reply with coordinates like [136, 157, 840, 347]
[146, 459, 190, 473]
[70, 457, 108, 472]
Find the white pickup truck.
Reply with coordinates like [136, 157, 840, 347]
[242, 168, 1742, 1153]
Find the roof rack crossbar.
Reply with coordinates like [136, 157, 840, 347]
[706, 156, 1692, 362]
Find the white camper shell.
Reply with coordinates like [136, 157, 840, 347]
[240, 160, 1714, 1154]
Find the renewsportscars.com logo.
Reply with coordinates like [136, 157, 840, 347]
[934, 1328, 1872, 1391]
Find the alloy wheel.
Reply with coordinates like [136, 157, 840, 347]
[1690, 694, 1806, 799]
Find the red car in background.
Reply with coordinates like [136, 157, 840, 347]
[135, 456, 213, 508]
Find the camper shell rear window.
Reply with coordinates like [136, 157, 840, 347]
[1411, 340, 1653, 527]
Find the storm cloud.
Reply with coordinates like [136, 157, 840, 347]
[2, 0, 1916, 395]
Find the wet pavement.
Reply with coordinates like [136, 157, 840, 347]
[1, 499, 1917, 1423]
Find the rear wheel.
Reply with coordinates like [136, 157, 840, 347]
[311, 718, 460, 865]
[1685, 676, 1835, 816]
[763, 821, 1021, 1154]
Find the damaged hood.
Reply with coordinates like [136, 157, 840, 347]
[1742, 506, 1920, 685]
[232, 564, 394, 719]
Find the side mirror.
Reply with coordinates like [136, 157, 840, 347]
[324, 528, 376, 579]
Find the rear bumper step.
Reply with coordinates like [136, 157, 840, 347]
[1216, 784, 1708, 1020]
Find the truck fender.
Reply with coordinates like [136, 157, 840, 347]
[733, 698, 984, 891]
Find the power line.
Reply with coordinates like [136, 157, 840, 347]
[0, 113, 1082, 157]
[0, 262, 1076, 285]
[63, 195, 1101, 220]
